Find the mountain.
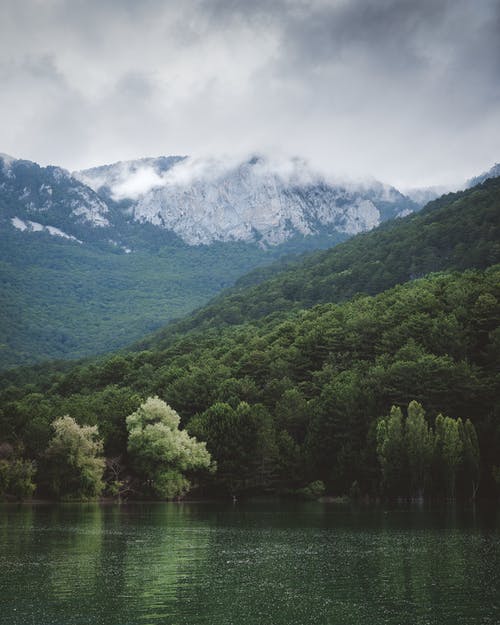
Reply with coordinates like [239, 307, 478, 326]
[0, 152, 418, 369]
[1, 177, 499, 497]
[77, 155, 417, 246]
[0, 153, 110, 233]
[467, 162, 500, 188]
[403, 185, 451, 207]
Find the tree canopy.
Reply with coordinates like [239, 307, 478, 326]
[126, 397, 213, 499]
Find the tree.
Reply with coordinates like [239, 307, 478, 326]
[405, 401, 433, 497]
[0, 443, 35, 500]
[460, 418, 480, 500]
[45, 416, 105, 499]
[436, 414, 463, 499]
[126, 397, 212, 499]
[188, 401, 278, 494]
[376, 406, 406, 496]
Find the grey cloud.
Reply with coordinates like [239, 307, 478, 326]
[0, 0, 498, 187]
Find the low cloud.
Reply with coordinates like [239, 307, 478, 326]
[111, 167, 166, 200]
[0, 0, 498, 188]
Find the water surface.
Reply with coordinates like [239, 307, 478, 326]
[1, 501, 499, 624]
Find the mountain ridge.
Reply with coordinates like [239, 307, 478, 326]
[76, 154, 418, 247]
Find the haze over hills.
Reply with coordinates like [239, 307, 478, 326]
[0, 152, 419, 369]
[467, 162, 500, 188]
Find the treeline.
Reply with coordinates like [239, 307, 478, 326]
[1, 266, 499, 499]
[377, 402, 480, 500]
[135, 177, 500, 353]
[0, 397, 212, 501]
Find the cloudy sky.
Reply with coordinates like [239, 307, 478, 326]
[0, 0, 499, 188]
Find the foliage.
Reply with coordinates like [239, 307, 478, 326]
[44, 416, 105, 499]
[377, 406, 406, 496]
[1, 266, 497, 499]
[295, 480, 326, 500]
[126, 397, 213, 499]
[438, 415, 463, 499]
[136, 177, 500, 354]
[406, 401, 434, 497]
[1, 172, 500, 499]
[377, 403, 480, 499]
[0, 443, 35, 500]
[0, 229, 315, 370]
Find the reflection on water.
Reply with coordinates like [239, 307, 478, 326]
[0, 502, 499, 625]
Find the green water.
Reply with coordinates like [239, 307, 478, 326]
[0, 502, 499, 625]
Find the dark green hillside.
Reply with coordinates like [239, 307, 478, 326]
[1, 178, 500, 500]
[1, 267, 499, 498]
[0, 230, 320, 369]
[138, 177, 500, 351]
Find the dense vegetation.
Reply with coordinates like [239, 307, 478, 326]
[1, 266, 498, 499]
[137, 177, 500, 352]
[1, 177, 499, 501]
[0, 227, 336, 369]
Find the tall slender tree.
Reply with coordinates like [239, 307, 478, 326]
[406, 401, 433, 498]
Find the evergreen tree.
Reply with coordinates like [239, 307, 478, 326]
[405, 401, 433, 497]
[376, 406, 406, 496]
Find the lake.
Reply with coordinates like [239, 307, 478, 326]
[0, 501, 499, 625]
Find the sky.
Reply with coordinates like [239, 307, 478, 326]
[0, 0, 499, 189]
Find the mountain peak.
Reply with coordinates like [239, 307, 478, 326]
[76, 154, 417, 246]
[467, 162, 500, 188]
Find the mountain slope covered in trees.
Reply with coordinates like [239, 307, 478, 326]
[0, 267, 498, 499]
[1, 175, 499, 500]
[135, 176, 500, 351]
[0, 152, 418, 369]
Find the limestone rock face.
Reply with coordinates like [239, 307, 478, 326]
[78, 155, 416, 246]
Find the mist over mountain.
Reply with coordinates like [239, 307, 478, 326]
[77, 154, 417, 246]
[0, 153, 110, 233]
[467, 162, 500, 188]
[403, 186, 453, 207]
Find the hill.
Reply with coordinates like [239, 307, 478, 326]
[1, 174, 499, 499]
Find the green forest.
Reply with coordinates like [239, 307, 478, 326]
[1, 178, 499, 502]
[136, 177, 500, 352]
[0, 229, 313, 369]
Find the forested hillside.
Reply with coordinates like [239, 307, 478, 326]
[1, 267, 499, 499]
[0, 151, 414, 369]
[0, 229, 298, 368]
[137, 177, 500, 351]
[1, 177, 499, 501]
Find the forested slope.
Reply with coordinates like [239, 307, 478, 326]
[1, 267, 499, 498]
[1, 178, 499, 500]
[136, 177, 500, 351]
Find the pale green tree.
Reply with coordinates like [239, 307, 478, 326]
[435, 414, 463, 498]
[376, 406, 406, 496]
[406, 401, 433, 497]
[459, 418, 480, 500]
[45, 416, 105, 499]
[126, 397, 213, 499]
